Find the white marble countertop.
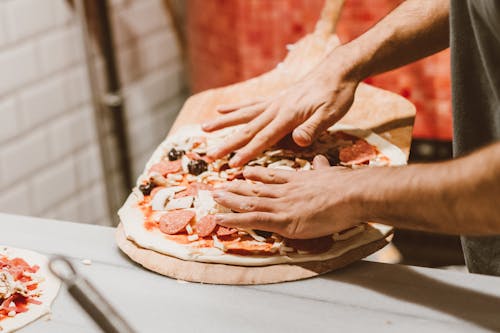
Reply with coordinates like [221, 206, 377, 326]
[1, 212, 500, 333]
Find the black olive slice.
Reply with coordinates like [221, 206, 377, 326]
[168, 148, 185, 161]
[188, 159, 208, 175]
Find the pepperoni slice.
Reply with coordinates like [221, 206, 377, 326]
[149, 160, 182, 176]
[286, 236, 334, 254]
[339, 139, 378, 165]
[216, 225, 238, 237]
[159, 210, 195, 235]
[196, 215, 217, 237]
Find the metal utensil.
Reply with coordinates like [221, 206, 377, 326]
[49, 256, 136, 333]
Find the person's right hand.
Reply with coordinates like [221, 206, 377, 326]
[202, 63, 361, 167]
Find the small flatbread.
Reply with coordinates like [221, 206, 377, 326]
[0, 246, 60, 333]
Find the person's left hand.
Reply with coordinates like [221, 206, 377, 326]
[212, 155, 366, 239]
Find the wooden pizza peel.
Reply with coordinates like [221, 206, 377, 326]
[116, 0, 416, 284]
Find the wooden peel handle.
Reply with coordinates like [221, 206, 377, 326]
[315, 0, 345, 36]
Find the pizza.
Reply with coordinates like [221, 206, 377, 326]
[0, 247, 60, 332]
[118, 125, 405, 266]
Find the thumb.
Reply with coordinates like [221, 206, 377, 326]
[292, 111, 327, 147]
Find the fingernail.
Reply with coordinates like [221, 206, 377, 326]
[214, 214, 225, 223]
[202, 123, 211, 130]
[214, 183, 226, 189]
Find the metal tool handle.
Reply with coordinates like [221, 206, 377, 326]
[50, 256, 136, 333]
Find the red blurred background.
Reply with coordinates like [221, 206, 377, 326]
[186, 0, 452, 141]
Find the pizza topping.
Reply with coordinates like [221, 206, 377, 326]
[187, 234, 199, 242]
[339, 139, 378, 165]
[159, 210, 196, 235]
[215, 225, 238, 237]
[194, 190, 231, 221]
[165, 196, 194, 211]
[149, 160, 182, 176]
[212, 235, 227, 252]
[268, 159, 295, 170]
[167, 148, 185, 161]
[245, 229, 267, 242]
[0, 255, 43, 321]
[196, 215, 217, 237]
[151, 186, 186, 211]
[150, 173, 169, 187]
[187, 159, 208, 175]
[138, 182, 155, 196]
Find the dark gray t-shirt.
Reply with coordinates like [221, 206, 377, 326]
[450, 0, 500, 275]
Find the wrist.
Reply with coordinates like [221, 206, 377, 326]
[325, 43, 371, 84]
[349, 167, 401, 224]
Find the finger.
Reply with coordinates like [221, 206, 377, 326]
[202, 103, 265, 132]
[292, 109, 330, 147]
[212, 190, 276, 213]
[230, 115, 292, 166]
[243, 166, 292, 184]
[216, 98, 266, 114]
[208, 109, 275, 159]
[214, 212, 279, 231]
[220, 180, 280, 198]
[312, 155, 331, 169]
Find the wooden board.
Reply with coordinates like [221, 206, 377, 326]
[116, 223, 391, 285]
[117, 0, 416, 285]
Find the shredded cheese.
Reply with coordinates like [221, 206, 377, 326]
[212, 235, 226, 252]
[245, 230, 267, 242]
[187, 234, 199, 242]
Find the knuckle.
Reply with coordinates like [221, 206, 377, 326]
[251, 186, 261, 196]
[242, 127, 254, 138]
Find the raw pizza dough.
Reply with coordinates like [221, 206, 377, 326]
[116, 223, 391, 284]
[118, 125, 400, 267]
[0, 246, 60, 333]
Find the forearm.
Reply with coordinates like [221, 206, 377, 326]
[360, 142, 500, 235]
[320, 0, 449, 81]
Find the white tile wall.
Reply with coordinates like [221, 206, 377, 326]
[4, 0, 56, 42]
[0, 99, 18, 143]
[0, 1, 186, 225]
[32, 157, 77, 213]
[0, 182, 31, 216]
[0, 4, 7, 47]
[0, 43, 39, 96]
[19, 75, 67, 129]
[0, 129, 50, 186]
[38, 26, 82, 76]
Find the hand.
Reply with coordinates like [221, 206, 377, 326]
[212, 155, 366, 239]
[202, 66, 360, 167]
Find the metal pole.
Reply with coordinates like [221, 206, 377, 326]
[74, 0, 123, 225]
